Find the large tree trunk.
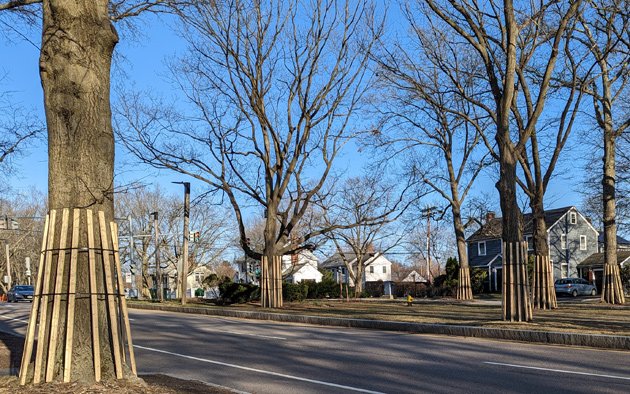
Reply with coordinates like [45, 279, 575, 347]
[19, 0, 134, 384]
[452, 202, 472, 300]
[497, 140, 533, 321]
[601, 127, 625, 304]
[530, 197, 557, 309]
[261, 212, 283, 308]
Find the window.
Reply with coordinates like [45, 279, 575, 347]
[383, 266, 387, 273]
[561, 263, 568, 278]
[525, 235, 533, 251]
[561, 234, 567, 249]
[369, 266, 374, 274]
[580, 235, 587, 250]
[478, 241, 486, 256]
[570, 212, 577, 224]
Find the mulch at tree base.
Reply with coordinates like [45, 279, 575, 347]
[0, 332, 234, 393]
[0, 375, 233, 394]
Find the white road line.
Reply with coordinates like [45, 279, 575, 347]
[0, 315, 28, 324]
[135, 344, 386, 394]
[200, 328, 286, 340]
[484, 361, 630, 381]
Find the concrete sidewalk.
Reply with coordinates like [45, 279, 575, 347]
[129, 302, 630, 351]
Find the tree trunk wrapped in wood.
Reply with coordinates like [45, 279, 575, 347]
[454, 213, 473, 300]
[19, 209, 135, 384]
[531, 255, 557, 310]
[502, 241, 533, 322]
[530, 213, 557, 310]
[261, 255, 283, 308]
[601, 129, 625, 304]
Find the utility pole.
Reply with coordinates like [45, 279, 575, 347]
[173, 182, 191, 305]
[151, 211, 162, 302]
[421, 206, 437, 284]
[25, 257, 31, 286]
[5, 244, 11, 289]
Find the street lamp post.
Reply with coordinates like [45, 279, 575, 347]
[173, 181, 191, 305]
[150, 211, 162, 302]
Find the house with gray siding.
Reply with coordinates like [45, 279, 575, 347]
[466, 207, 599, 292]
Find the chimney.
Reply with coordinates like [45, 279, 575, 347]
[367, 243, 375, 255]
[485, 211, 496, 223]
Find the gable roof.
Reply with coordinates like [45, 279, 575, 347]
[577, 251, 630, 268]
[597, 234, 630, 246]
[320, 252, 383, 269]
[466, 206, 594, 242]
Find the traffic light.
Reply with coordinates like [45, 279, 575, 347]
[189, 231, 201, 242]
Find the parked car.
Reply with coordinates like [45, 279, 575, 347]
[554, 278, 597, 297]
[7, 285, 35, 302]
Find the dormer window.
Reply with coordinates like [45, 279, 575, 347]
[570, 212, 577, 224]
[478, 241, 486, 256]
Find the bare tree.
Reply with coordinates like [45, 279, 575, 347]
[0, 0, 178, 384]
[420, 0, 580, 321]
[372, 4, 491, 300]
[118, 0, 383, 308]
[576, 0, 628, 304]
[322, 175, 408, 296]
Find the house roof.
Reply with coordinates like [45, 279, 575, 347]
[577, 251, 630, 268]
[401, 270, 428, 283]
[597, 234, 630, 246]
[320, 252, 381, 269]
[466, 206, 580, 242]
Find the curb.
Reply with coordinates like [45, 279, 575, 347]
[128, 303, 630, 351]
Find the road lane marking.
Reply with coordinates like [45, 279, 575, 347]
[134, 345, 386, 394]
[0, 315, 28, 324]
[200, 328, 286, 340]
[484, 361, 630, 381]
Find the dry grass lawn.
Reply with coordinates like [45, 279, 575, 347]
[214, 297, 630, 336]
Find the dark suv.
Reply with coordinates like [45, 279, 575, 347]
[7, 285, 35, 302]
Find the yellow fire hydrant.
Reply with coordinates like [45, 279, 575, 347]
[406, 294, 414, 306]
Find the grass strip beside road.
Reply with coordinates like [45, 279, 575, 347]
[129, 297, 630, 337]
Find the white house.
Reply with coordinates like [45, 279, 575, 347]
[282, 250, 323, 283]
[401, 270, 428, 283]
[320, 252, 392, 286]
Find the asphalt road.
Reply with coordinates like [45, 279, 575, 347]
[1, 302, 630, 393]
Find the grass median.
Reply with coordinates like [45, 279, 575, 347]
[131, 296, 630, 337]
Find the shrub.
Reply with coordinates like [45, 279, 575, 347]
[470, 268, 488, 294]
[307, 274, 341, 299]
[282, 282, 309, 302]
[218, 278, 260, 304]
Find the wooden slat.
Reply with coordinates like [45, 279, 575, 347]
[34, 209, 57, 384]
[501, 242, 506, 320]
[110, 222, 137, 375]
[19, 213, 50, 385]
[98, 211, 123, 379]
[86, 210, 101, 382]
[45, 208, 70, 382]
[63, 209, 81, 382]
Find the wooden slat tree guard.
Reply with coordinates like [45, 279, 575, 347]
[502, 241, 533, 322]
[456, 267, 473, 300]
[601, 262, 626, 304]
[531, 255, 557, 310]
[261, 255, 283, 308]
[19, 209, 136, 385]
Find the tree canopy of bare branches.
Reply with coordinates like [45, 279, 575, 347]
[117, 0, 384, 307]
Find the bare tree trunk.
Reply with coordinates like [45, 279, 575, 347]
[530, 197, 557, 309]
[602, 128, 625, 303]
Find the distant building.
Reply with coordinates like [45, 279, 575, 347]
[320, 252, 392, 286]
[466, 206, 599, 292]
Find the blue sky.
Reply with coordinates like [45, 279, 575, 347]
[0, 9, 592, 222]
